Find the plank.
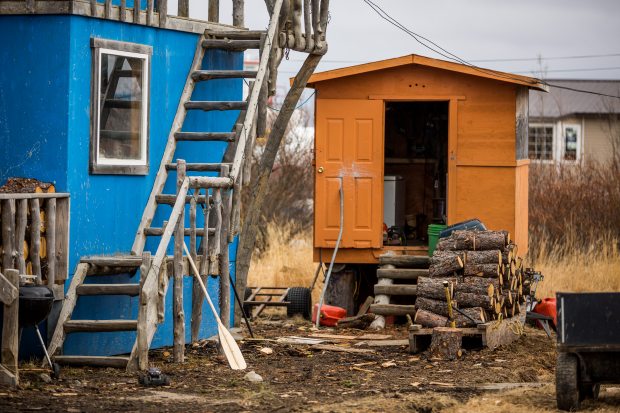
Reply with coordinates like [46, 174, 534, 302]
[14, 199, 27, 274]
[377, 268, 428, 280]
[2, 199, 15, 271]
[76, 284, 140, 296]
[1, 270, 19, 382]
[0, 193, 69, 200]
[45, 198, 56, 285]
[201, 39, 260, 51]
[310, 344, 374, 354]
[54, 355, 129, 368]
[361, 339, 409, 347]
[47, 263, 89, 359]
[369, 304, 417, 316]
[55, 198, 69, 282]
[29, 198, 42, 281]
[309, 333, 356, 340]
[378, 255, 430, 268]
[205, 30, 266, 40]
[373, 284, 417, 296]
[80, 256, 143, 267]
[64, 319, 138, 333]
[0, 272, 19, 305]
[219, 165, 231, 327]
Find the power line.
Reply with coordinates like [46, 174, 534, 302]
[360, 0, 620, 99]
[515, 66, 620, 74]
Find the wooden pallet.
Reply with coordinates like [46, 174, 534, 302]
[408, 313, 526, 353]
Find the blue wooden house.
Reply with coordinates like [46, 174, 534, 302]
[0, 0, 329, 372]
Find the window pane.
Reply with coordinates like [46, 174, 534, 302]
[529, 126, 553, 160]
[564, 127, 578, 161]
[99, 53, 144, 161]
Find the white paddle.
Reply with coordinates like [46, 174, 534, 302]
[183, 242, 247, 370]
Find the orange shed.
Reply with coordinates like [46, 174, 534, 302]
[306, 54, 547, 265]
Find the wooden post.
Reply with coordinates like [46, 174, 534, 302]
[133, 0, 141, 23]
[135, 252, 151, 371]
[192, 192, 210, 342]
[147, 0, 154, 25]
[46, 198, 57, 286]
[303, 0, 313, 51]
[178, 0, 189, 17]
[2, 199, 15, 272]
[208, 0, 219, 23]
[105, 0, 112, 19]
[29, 199, 42, 283]
[219, 165, 231, 328]
[14, 199, 27, 275]
[232, 0, 244, 27]
[173, 160, 186, 363]
[158, 0, 168, 27]
[292, 0, 303, 49]
[370, 264, 394, 330]
[0, 269, 19, 387]
[209, 189, 222, 276]
[120, 0, 127, 21]
[189, 193, 199, 343]
[234, 53, 323, 323]
[25, 0, 35, 13]
[311, 0, 320, 43]
[55, 198, 69, 284]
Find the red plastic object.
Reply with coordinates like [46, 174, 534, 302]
[533, 297, 557, 328]
[312, 304, 347, 327]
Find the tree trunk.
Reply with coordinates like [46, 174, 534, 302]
[429, 327, 462, 360]
[455, 277, 498, 297]
[414, 308, 447, 328]
[415, 296, 455, 318]
[453, 292, 493, 310]
[454, 307, 486, 327]
[464, 250, 501, 265]
[429, 251, 463, 277]
[436, 230, 507, 252]
[463, 263, 499, 277]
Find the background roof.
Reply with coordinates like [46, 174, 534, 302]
[529, 80, 620, 118]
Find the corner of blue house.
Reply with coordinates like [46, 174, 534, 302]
[0, 13, 241, 356]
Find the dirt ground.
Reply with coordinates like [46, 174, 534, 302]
[1, 317, 620, 413]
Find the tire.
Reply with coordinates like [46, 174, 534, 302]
[557, 353, 580, 411]
[286, 287, 312, 320]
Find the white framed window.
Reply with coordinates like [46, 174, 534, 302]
[561, 124, 581, 162]
[90, 38, 152, 175]
[528, 124, 554, 161]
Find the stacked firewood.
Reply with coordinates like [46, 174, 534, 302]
[414, 230, 527, 328]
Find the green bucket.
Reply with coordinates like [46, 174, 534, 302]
[428, 224, 448, 257]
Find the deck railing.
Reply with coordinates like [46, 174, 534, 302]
[0, 193, 70, 296]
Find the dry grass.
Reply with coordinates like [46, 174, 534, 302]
[247, 222, 322, 303]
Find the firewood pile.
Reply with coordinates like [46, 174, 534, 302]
[414, 230, 533, 328]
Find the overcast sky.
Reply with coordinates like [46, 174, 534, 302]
[176, 0, 620, 93]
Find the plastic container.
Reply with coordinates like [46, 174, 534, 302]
[312, 304, 347, 327]
[534, 297, 557, 328]
[428, 224, 448, 256]
[438, 218, 486, 239]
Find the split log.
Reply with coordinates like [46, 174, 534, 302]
[464, 250, 501, 266]
[455, 277, 498, 297]
[414, 308, 447, 328]
[429, 327, 462, 360]
[429, 251, 463, 277]
[501, 244, 516, 264]
[416, 277, 457, 300]
[453, 292, 493, 310]
[463, 263, 499, 278]
[415, 296, 456, 318]
[436, 230, 506, 252]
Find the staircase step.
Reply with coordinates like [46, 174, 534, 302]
[379, 255, 431, 269]
[104, 99, 141, 109]
[54, 355, 130, 369]
[205, 29, 266, 40]
[81, 255, 143, 267]
[188, 176, 233, 189]
[174, 132, 236, 142]
[144, 227, 214, 236]
[373, 284, 418, 296]
[244, 301, 290, 306]
[369, 304, 417, 316]
[376, 268, 428, 280]
[76, 284, 141, 297]
[165, 162, 231, 172]
[202, 39, 261, 51]
[185, 101, 248, 111]
[64, 319, 138, 333]
[156, 194, 210, 205]
[192, 70, 258, 81]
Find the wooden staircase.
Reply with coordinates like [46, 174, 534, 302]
[370, 254, 431, 327]
[47, 0, 329, 371]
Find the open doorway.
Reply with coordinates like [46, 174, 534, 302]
[383, 101, 449, 247]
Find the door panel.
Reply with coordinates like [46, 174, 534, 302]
[315, 99, 384, 249]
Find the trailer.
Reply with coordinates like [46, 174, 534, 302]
[556, 292, 620, 411]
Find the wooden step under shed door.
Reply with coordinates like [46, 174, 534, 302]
[314, 99, 384, 249]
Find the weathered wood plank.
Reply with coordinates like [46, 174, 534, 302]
[376, 268, 428, 280]
[55, 355, 129, 368]
[14, 199, 27, 274]
[80, 256, 143, 267]
[185, 100, 248, 111]
[158, 0, 167, 27]
[232, 0, 244, 27]
[29, 199, 42, 282]
[146, 0, 154, 25]
[205, 30, 266, 40]
[208, 0, 219, 23]
[189, 176, 233, 190]
[132, 0, 140, 23]
[45, 198, 57, 285]
[2, 199, 16, 272]
[219, 165, 231, 327]
[131, 251, 151, 371]
[173, 160, 186, 363]
[55, 198, 69, 282]
[373, 284, 417, 296]
[0, 272, 18, 306]
[105, 0, 112, 19]
[0, 363, 17, 387]
[369, 303, 417, 316]
[192, 70, 257, 81]
[119, 0, 126, 21]
[174, 131, 235, 142]
[1, 270, 19, 381]
[64, 319, 138, 333]
[178, 0, 189, 17]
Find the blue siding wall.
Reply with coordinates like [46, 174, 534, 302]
[0, 15, 242, 356]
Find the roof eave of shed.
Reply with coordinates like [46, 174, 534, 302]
[293, 54, 548, 92]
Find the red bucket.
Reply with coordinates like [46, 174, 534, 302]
[312, 304, 347, 327]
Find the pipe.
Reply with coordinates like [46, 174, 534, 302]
[315, 176, 344, 329]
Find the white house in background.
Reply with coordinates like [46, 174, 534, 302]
[528, 79, 620, 163]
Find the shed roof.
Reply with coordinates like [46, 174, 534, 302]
[304, 54, 548, 91]
[529, 79, 620, 119]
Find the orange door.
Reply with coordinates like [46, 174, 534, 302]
[314, 99, 384, 249]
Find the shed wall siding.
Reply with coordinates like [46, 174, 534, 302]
[584, 117, 617, 164]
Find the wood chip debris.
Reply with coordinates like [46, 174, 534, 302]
[309, 344, 375, 354]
